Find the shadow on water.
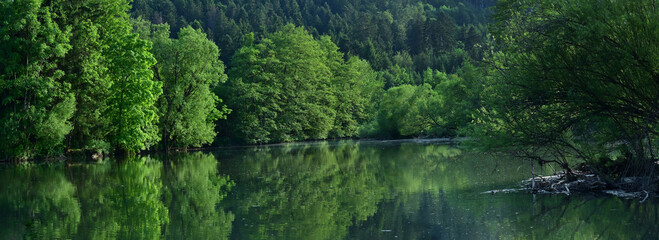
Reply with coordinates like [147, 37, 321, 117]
[0, 141, 658, 239]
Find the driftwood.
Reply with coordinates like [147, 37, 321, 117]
[484, 171, 656, 200]
[522, 172, 607, 194]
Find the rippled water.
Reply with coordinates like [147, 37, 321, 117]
[1, 140, 657, 239]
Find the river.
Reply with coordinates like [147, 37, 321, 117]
[0, 140, 657, 239]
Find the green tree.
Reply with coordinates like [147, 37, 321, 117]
[431, 63, 483, 136]
[225, 25, 336, 144]
[375, 84, 433, 137]
[367, 63, 483, 138]
[0, 0, 74, 160]
[331, 57, 382, 137]
[138, 22, 230, 150]
[317, 36, 383, 138]
[52, 1, 126, 152]
[49, 0, 163, 155]
[130, 0, 492, 73]
[104, 21, 162, 154]
[474, 0, 659, 178]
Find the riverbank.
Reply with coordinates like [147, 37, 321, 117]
[1, 137, 464, 163]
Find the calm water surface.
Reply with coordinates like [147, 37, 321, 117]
[1, 140, 657, 239]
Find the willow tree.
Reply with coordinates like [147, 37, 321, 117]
[474, 0, 659, 178]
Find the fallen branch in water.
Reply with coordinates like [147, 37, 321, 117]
[484, 171, 657, 200]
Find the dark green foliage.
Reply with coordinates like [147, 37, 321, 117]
[2, 0, 237, 159]
[330, 56, 383, 138]
[0, 0, 163, 158]
[93, 5, 163, 154]
[0, 0, 494, 159]
[364, 63, 484, 138]
[0, 0, 74, 160]
[224, 25, 337, 143]
[130, 0, 491, 74]
[222, 25, 384, 144]
[0, 166, 81, 239]
[375, 84, 433, 137]
[472, 0, 659, 177]
[59, 0, 163, 155]
[53, 0, 134, 152]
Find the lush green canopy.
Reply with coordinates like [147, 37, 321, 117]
[0, 0, 493, 160]
[135, 21, 231, 150]
[472, 0, 659, 177]
[223, 25, 382, 144]
[0, 0, 74, 159]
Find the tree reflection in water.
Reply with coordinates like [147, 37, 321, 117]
[0, 165, 80, 239]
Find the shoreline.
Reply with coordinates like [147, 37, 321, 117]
[1, 137, 464, 163]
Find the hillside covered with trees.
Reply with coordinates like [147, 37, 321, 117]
[0, 0, 493, 159]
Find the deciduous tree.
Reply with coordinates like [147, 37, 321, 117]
[0, 0, 74, 159]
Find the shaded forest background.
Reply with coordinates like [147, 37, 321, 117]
[131, 0, 494, 72]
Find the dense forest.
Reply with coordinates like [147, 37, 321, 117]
[1, 0, 658, 190]
[129, 0, 495, 144]
[0, 0, 493, 158]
